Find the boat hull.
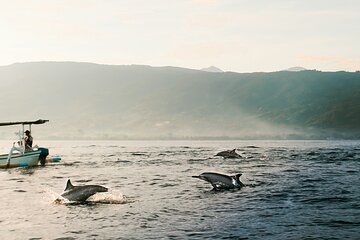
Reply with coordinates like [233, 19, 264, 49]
[0, 150, 41, 168]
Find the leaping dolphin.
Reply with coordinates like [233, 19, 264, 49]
[61, 179, 108, 202]
[192, 172, 245, 190]
[215, 149, 242, 159]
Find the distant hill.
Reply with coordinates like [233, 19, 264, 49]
[282, 66, 308, 72]
[200, 66, 224, 72]
[0, 62, 359, 140]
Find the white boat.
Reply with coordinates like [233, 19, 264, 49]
[0, 119, 49, 168]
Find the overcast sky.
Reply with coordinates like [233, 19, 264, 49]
[0, 0, 359, 72]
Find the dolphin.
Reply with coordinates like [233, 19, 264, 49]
[192, 172, 245, 190]
[215, 149, 242, 159]
[61, 179, 108, 202]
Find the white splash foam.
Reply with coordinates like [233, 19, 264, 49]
[41, 187, 71, 205]
[87, 189, 127, 204]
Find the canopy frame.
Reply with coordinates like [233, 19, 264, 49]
[0, 119, 49, 127]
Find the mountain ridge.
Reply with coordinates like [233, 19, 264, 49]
[200, 66, 224, 72]
[282, 66, 308, 72]
[0, 61, 359, 140]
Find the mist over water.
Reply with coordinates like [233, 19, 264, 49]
[0, 140, 359, 239]
[1, 62, 360, 140]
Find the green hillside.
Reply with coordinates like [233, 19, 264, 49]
[0, 62, 359, 139]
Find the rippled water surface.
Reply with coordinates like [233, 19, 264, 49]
[0, 140, 360, 239]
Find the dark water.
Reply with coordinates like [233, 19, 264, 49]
[0, 140, 359, 239]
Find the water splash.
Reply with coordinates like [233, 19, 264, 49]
[87, 189, 128, 204]
[41, 187, 70, 205]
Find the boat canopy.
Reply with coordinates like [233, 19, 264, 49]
[0, 119, 49, 127]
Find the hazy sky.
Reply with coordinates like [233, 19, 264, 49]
[0, 0, 359, 72]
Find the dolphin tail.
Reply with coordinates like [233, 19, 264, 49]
[234, 173, 242, 179]
[234, 174, 245, 187]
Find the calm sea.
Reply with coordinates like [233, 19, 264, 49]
[0, 140, 359, 239]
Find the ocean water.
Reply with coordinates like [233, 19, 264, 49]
[0, 140, 359, 240]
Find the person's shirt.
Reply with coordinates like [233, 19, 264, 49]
[25, 135, 33, 148]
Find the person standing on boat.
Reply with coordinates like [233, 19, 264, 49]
[24, 130, 33, 151]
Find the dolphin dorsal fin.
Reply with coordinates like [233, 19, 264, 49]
[64, 179, 74, 191]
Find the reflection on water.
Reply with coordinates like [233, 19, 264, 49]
[0, 140, 360, 239]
